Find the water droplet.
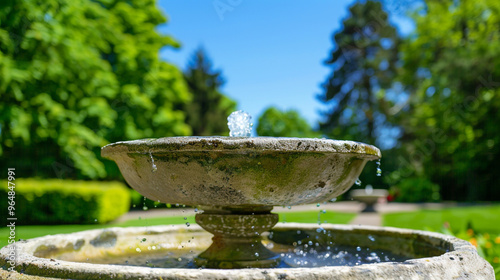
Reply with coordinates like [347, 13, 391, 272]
[376, 160, 382, 176]
[136, 248, 141, 252]
[355, 178, 362, 186]
[141, 238, 146, 242]
[255, 252, 259, 257]
[316, 203, 320, 207]
[368, 235, 375, 241]
[322, 209, 326, 214]
[143, 206, 148, 211]
[186, 222, 190, 227]
[356, 246, 361, 251]
[94, 219, 97, 222]
[184, 217, 187, 220]
[287, 206, 292, 209]
[149, 152, 157, 172]
[178, 257, 182, 262]
[194, 208, 198, 213]
[227, 110, 253, 137]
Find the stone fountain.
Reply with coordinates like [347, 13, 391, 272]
[350, 185, 388, 212]
[0, 112, 494, 279]
[101, 136, 381, 268]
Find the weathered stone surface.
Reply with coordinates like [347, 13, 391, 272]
[0, 224, 494, 279]
[101, 137, 381, 207]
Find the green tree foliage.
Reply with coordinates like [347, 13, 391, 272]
[391, 0, 500, 201]
[318, 1, 400, 145]
[257, 107, 321, 138]
[0, 0, 191, 179]
[182, 48, 237, 136]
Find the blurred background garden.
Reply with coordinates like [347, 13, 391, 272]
[1, 0, 499, 276]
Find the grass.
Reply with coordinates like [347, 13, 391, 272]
[0, 210, 355, 248]
[382, 204, 500, 233]
[383, 204, 500, 278]
[278, 210, 356, 224]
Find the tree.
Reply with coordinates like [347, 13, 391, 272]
[182, 48, 237, 136]
[257, 107, 321, 138]
[392, 0, 500, 201]
[0, 0, 191, 179]
[318, 1, 400, 146]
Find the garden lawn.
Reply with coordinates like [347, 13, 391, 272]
[383, 204, 500, 234]
[279, 210, 355, 224]
[0, 210, 355, 248]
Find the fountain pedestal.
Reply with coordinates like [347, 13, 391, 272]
[195, 206, 280, 268]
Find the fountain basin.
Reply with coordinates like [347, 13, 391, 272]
[0, 223, 494, 279]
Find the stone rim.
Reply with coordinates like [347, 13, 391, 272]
[0, 223, 494, 280]
[101, 137, 381, 159]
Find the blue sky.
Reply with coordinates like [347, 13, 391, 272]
[157, 0, 414, 130]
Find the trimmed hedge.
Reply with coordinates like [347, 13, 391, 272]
[0, 179, 130, 225]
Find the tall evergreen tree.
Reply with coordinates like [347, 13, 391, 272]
[318, 1, 400, 146]
[183, 48, 237, 136]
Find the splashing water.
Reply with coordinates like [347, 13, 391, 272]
[227, 110, 253, 137]
[376, 159, 382, 176]
[355, 178, 362, 186]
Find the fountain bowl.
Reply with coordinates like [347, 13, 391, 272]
[101, 137, 381, 208]
[350, 189, 389, 212]
[0, 223, 494, 279]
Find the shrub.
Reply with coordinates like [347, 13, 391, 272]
[391, 177, 441, 202]
[0, 179, 130, 225]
